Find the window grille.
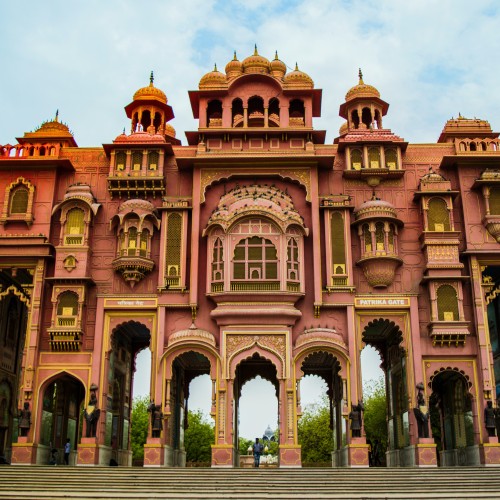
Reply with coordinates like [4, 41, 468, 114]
[363, 224, 372, 252]
[148, 151, 159, 170]
[428, 198, 450, 231]
[128, 227, 138, 256]
[388, 224, 395, 252]
[9, 187, 28, 214]
[490, 187, 500, 215]
[368, 147, 380, 168]
[330, 212, 346, 273]
[233, 236, 278, 280]
[64, 208, 85, 245]
[166, 213, 182, 278]
[57, 292, 78, 316]
[139, 230, 149, 257]
[375, 222, 385, 251]
[350, 149, 363, 170]
[115, 151, 126, 171]
[385, 149, 398, 169]
[437, 284, 459, 321]
[287, 238, 299, 281]
[212, 238, 224, 282]
[131, 151, 142, 171]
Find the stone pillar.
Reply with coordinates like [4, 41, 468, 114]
[279, 379, 301, 467]
[413, 438, 438, 467]
[11, 437, 38, 465]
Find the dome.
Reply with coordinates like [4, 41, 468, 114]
[133, 72, 167, 103]
[119, 198, 156, 214]
[283, 63, 314, 89]
[199, 64, 228, 89]
[164, 123, 176, 138]
[270, 51, 286, 78]
[242, 46, 270, 74]
[225, 52, 243, 79]
[345, 69, 380, 102]
[354, 195, 401, 223]
[168, 323, 216, 348]
[114, 131, 166, 144]
[339, 122, 349, 135]
[421, 167, 446, 183]
[27, 111, 73, 139]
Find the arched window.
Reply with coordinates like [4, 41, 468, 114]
[350, 149, 363, 170]
[232, 98, 244, 127]
[330, 212, 346, 274]
[363, 224, 372, 252]
[148, 151, 159, 170]
[385, 149, 398, 169]
[361, 107, 372, 129]
[375, 222, 385, 251]
[212, 238, 224, 282]
[351, 110, 360, 129]
[115, 151, 126, 171]
[233, 236, 277, 280]
[131, 151, 142, 171]
[207, 100, 223, 127]
[9, 187, 29, 215]
[437, 284, 459, 321]
[427, 198, 451, 231]
[368, 147, 380, 168]
[470, 142, 477, 152]
[139, 229, 149, 257]
[269, 98, 280, 126]
[490, 187, 500, 215]
[127, 227, 138, 256]
[289, 99, 305, 126]
[64, 208, 85, 245]
[57, 291, 78, 317]
[248, 96, 264, 127]
[287, 238, 299, 281]
[141, 110, 152, 131]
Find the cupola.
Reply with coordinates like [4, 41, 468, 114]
[283, 63, 314, 89]
[270, 52, 286, 79]
[199, 64, 228, 90]
[242, 45, 271, 74]
[225, 52, 243, 80]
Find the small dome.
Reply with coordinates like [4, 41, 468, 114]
[133, 72, 167, 103]
[270, 51, 286, 78]
[199, 64, 228, 89]
[421, 167, 446, 183]
[354, 195, 402, 224]
[28, 111, 73, 138]
[242, 45, 270, 74]
[339, 122, 349, 135]
[164, 123, 176, 138]
[119, 198, 156, 214]
[345, 69, 380, 102]
[114, 131, 166, 144]
[283, 63, 314, 89]
[225, 52, 243, 79]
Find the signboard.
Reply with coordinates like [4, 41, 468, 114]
[104, 298, 157, 309]
[355, 297, 410, 308]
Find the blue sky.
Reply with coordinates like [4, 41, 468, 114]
[2, 1, 500, 146]
[2, 0, 499, 439]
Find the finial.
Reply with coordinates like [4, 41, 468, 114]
[123, 127, 126, 134]
[295, 62, 299, 71]
[233, 50, 237, 60]
[150, 71, 154, 85]
[358, 68, 364, 84]
[274, 50, 279, 60]
[254, 44, 258, 55]
[214, 63, 218, 71]
[55, 109, 59, 122]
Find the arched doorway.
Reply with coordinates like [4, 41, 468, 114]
[39, 373, 85, 464]
[234, 353, 279, 467]
[361, 318, 408, 466]
[107, 321, 150, 466]
[0, 288, 29, 462]
[298, 351, 343, 466]
[168, 351, 212, 467]
[430, 369, 475, 466]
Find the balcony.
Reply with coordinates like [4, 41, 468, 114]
[112, 255, 155, 287]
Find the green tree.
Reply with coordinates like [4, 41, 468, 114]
[298, 399, 334, 465]
[239, 437, 253, 456]
[363, 377, 388, 456]
[130, 395, 150, 462]
[185, 410, 215, 465]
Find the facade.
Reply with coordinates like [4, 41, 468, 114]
[1, 49, 500, 468]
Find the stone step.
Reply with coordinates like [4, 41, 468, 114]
[0, 467, 499, 499]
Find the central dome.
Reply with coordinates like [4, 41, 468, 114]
[242, 46, 270, 74]
[345, 69, 380, 102]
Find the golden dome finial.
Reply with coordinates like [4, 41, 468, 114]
[214, 63, 218, 71]
[274, 51, 279, 60]
[358, 68, 364, 84]
[295, 62, 299, 71]
[55, 109, 59, 122]
[254, 44, 258, 55]
[233, 51, 237, 60]
[150, 71, 154, 85]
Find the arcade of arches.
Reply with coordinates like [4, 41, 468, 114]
[2, 48, 500, 468]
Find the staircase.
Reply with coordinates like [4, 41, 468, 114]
[0, 466, 500, 499]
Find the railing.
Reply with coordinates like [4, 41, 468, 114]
[230, 281, 280, 292]
[64, 235, 83, 245]
[57, 317, 77, 327]
[287, 282, 300, 292]
[211, 282, 224, 293]
[165, 276, 180, 288]
[331, 276, 348, 286]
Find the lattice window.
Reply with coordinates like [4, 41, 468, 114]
[127, 227, 138, 256]
[385, 149, 398, 169]
[368, 147, 380, 168]
[490, 187, 500, 215]
[330, 212, 346, 274]
[166, 213, 182, 278]
[56, 291, 78, 328]
[350, 148, 363, 170]
[64, 208, 85, 245]
[131, 151, 142, 171]
[428, 198, 451, 231]
[363, 224, 372, 252]
[375, 222, 385, 251]
[148, 151, 159, 170]
[388, 224, 395, 252]
[233, 236, 277, 280]
[287, 238, 299, 281]
[212, 238, 224, 281]
[119, 230, 126, 256]
[437, 284, 459, 321]
[9, 187, 28, 214]
[115, 151, 126, 171]
[139, 229, 149, 257]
